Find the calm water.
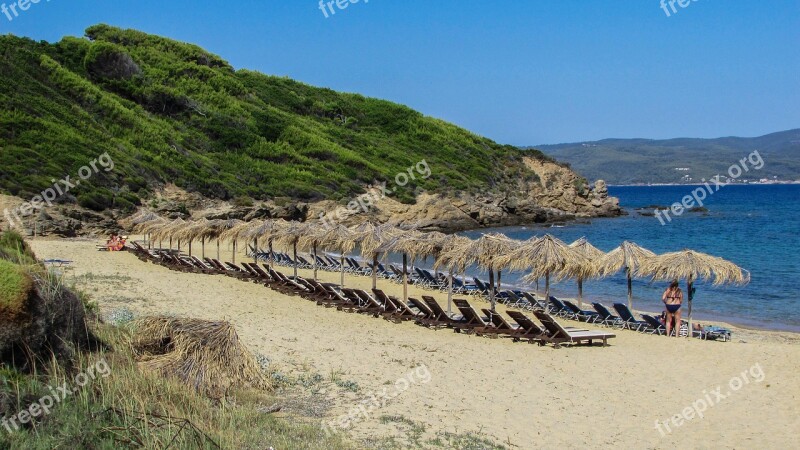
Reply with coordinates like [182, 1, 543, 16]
[391, 185, 799, 331]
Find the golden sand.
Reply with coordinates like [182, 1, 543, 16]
[30, 238, 800, 449]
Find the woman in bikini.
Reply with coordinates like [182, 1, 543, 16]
[662, 280, 683, 337]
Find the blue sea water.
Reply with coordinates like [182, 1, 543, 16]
[444, 185, 799, 331]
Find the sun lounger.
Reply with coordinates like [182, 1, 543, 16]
[480, 309, 531, 339]
[534, 311, 616, 347]
[562, 300, 601, 323]
[319, 284, 359, 311]
[506, 311, 552, 343]
[612, 303, 652, 332]
[548, 297, 576, 318]
[641, 314, 667, 335]
[407, 297, 437, 324]
[452, 299, 491, 334]
[591, 303, 625, 328]
[521, 292, 547, 311]
[421, 296, 464, 328]
[373, 289, 421, 322]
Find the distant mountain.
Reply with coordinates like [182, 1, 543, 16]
[531, 129, 800, 184]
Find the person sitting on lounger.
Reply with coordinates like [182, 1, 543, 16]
[106, 233, 119, 251]
[662, 280, 683, 337]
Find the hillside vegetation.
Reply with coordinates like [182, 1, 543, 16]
[535, 129, 800, 184]
[0, 24, 551, 213]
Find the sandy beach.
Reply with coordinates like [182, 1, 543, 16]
[29, 237, 800, 449]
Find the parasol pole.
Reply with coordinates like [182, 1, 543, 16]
[687, 274, 694, 339]
[313, 242, 318, 281]
[626, 266, 633, 310]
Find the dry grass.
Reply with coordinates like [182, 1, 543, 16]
[1, 323, 355, 450]
[132, 317, 270, 397]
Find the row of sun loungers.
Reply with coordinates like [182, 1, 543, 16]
[130, 241, 723, 341]
[128, 242, 615, 348]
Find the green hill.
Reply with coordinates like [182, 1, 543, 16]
[0, 24, 552, 213]
[533, 129, 800, 184]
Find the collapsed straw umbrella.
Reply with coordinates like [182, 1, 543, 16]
[597, 241, 656, 310]
[637, 249, 749, 337]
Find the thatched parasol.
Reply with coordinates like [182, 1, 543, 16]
[150, 218, 187, 252]
[244, 219, 282, 265]
[122, 210, 162, 248]
[436, 233, 517, 311]
[316, 224, 357, 286]
[597, 241, 656, 310]
[173, 218, 212, 258]
[130, 211, 167, 248]
[496, 234, 586, 302]
[205, 219, 243, 262]
[297, 225, 328, 280]
[393, 231, 469, 311]
[218, 219, 254, 264]
[273, 221, 310, 278]
[351, 222, 404, 291]
[637, 250, 750, 337]
[569, 237, 605, 308]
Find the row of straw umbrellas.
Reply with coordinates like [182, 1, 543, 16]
[122, 210, 750, 334]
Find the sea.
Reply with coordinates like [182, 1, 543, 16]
[395, 185, 799, 332]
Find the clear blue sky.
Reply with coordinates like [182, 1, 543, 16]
[3, 0, 799, 145]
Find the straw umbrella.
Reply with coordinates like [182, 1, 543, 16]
[395, 231, 469, 312]
[207, 219, 245, 262]
[351, 222, 403, 291]
[134, 217, 168, 250]
[174, 218, 212, 259]
[273, 221, 310, 278]
[598, 241, 656, 310]
[436, 233, 517, 311]
[569, 237, 606, 308]
[298, 225, 328, 281]
[150, 218, 186, 253]
[245, 219, 281, 265]
[637, 250, 750, 337]
[317, 224, 357, 286]
[220, 220, 258, 264]
[123, 210, 162, 248]
[496, 234, 586, 302]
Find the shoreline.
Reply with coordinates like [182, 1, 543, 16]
[609, 182, 800, 187]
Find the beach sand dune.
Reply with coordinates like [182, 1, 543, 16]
[30, 238, 800, 449]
